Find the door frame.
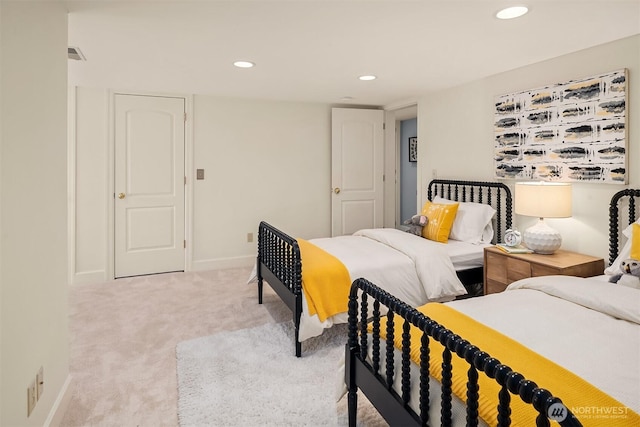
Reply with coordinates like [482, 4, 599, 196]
[106, 90, 194, 280]
[383, 102, 418, 229]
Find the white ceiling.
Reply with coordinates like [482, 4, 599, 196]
[66, 0, 640, 107]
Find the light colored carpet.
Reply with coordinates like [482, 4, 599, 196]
[62, 268, 290, 426]
[62, 267, 384, 426]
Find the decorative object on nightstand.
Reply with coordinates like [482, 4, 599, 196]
[496, 229, 533, 252]
[515, 182, 572, 254]
[503, 229, 522, 247]
[495, 243, 532, 254]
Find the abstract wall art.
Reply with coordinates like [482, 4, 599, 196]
[494, 69, 627, 183]
[409, 137, 417, 162]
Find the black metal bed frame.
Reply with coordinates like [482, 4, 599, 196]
[608, 188, 640, 265]
[257, 221, 303, 356]
[345, 278, 582, 427]
[257, 179, 513, 357]
[427, 179, 512, 291]
[345, 188, 640, 426]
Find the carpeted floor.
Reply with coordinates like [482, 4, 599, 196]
[61, 267, 383, 426]
[62, 268, 291, 426]
[177, 322, 350, 426]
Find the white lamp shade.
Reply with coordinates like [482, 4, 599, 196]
[515, 182, 572, 218]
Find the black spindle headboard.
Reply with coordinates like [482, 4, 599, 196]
[427, 179, 513, 245]
[608, 188, 640, 265]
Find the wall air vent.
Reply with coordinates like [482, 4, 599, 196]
[68, 46, 86, 61]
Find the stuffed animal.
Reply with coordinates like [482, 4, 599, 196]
[608, 258, 640, 289]
[403, 214, 427, 236]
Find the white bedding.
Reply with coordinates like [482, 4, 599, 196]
[444, 238, 489, 270]
[298, 228, 467, 341]
[250, 227, 478, 342]
[350, 276, 640, 425]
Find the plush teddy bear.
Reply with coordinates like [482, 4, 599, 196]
[608, 258, 640, 289]
[403, 214, 427, 236]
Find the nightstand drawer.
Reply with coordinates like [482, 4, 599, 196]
[486, 252, 507, 283]
[507, 257, 531, 282]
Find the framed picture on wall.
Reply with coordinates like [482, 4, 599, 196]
[409, 137, 417, 162]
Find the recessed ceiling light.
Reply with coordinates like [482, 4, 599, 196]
[496, 6, 528, 20]
[340, 96, 354, 102]
[359, 75, 376, 81]
[233, 61, 255, 68]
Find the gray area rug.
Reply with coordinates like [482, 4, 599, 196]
[177, 322, 381, 426]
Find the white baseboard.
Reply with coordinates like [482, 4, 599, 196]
[45, 375, 74, 427]
[72, 270, 107, 285]
[72, 257, 254, 284]
[191, 255, 254, 271]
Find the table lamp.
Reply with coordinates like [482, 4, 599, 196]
[515, 182, 572, 254]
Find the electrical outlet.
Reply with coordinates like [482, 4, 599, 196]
[247, 232, 254, 243]
[36, 366, 43, 401]
[27, 379, 36, 417]
[196, 168, 205, 180]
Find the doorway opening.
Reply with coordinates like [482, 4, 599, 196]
[389, 105, 418, 227]
[399, 117, 418, 223]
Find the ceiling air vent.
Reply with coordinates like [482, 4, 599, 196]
[68, 46, 86, 61]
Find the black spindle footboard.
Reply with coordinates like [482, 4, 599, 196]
[257, 221, 303, 357]
[345, 278, 583, 427]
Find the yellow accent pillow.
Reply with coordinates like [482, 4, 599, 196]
[631, 223, 640, 260]
[420, 201, 459, 242]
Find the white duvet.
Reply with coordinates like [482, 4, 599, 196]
[249, 228, 468, 341]
[352, 275, 640, 425]
[479, 276, 640, 412]
[298, 228, 466, 341]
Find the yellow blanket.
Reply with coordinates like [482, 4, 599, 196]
[297, 239, 351, 322]
[376, 303, 640, 426]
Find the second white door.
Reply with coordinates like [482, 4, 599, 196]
[114, 94, 186, 278]
[331, 108, 385, 236]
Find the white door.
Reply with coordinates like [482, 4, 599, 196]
[331, 108, 385, 236]
[114, 94, 185, 278]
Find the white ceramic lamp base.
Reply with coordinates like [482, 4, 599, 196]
[523, 219, 562, 254]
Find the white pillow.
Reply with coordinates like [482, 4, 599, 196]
[433, 196, 496, 244]
[606, 216, 640, 275]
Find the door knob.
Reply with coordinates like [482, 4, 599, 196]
[118, 193, 126, 199]
[334, 188, 341, 194]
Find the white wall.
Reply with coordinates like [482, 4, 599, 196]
[0, 2, 71, 425]
[418, 35, 640, 263]
[190, 96, 332, 270]
[72, 35, 640, 280]
[69, 87, 109, 284]
[71, 90, 333, 281]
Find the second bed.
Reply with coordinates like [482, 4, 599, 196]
[256, 179, 513, 356]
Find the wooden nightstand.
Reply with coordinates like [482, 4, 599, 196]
[483, 246, 605, 295]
